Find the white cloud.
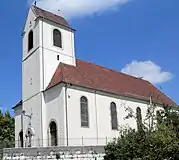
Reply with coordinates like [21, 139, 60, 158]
[121, 61, 173, 84]
[30, 0, 129, 19]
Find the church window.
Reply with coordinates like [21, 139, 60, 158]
[49, 121, 58, 146]
[110, 102, 118, 130]
[156, 110, 161, 123]
[80, 96, 89, 127]
[53, 29, 62, 48]
[136, 107, 142, 131]
[28, 30, 33, 51]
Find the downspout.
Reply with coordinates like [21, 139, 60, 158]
[71, 30, 75, 65]
[65, 84, 69, 146]
[41, 18, 45, 147]
[94, 90, 99, 145]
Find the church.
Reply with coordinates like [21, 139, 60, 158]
[13, 5, 176, 148]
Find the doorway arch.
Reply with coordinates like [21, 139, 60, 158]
[49, 121, 58, 146]
[19, 131, 23, 148]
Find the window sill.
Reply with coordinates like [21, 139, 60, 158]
[52, 45, 64, 51]
[81, 126, 90, 129]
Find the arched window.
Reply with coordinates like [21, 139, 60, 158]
[49, 121, 58, 146]
[110, 102, 118, 130]
[80, 96, 89, 127]
[19, 131, 23, 148]
[136, 107, 142, 131]
[53, 29, 62, 48]
[28, 30, 33, 51]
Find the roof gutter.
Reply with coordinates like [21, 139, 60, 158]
[45, 82, 175, 107]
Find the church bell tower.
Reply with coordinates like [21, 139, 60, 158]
[21, 5, 76, 147]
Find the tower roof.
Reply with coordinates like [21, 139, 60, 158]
[31, 5, 73, 30]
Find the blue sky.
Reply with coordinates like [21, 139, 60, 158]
[0, 0, 178, 112]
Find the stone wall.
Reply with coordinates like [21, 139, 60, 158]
[2, 146, 105, 160]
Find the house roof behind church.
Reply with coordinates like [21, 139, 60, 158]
[12, 100, 22, 109]
[32, 6, 72, 30]
[47, 59, 176, 106]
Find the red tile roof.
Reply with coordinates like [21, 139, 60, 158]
[47, 59, 176, 106]
[32, 6, 74, 30]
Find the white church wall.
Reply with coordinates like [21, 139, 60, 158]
[23, 8, 36, 34]
[22, 49, 41, 101]
[22, 93, 42, 147]
[96, 93, 149, 145]
[14, 105, 22, 148]
[65, 85, 161, 146]
[44, 85, 66, 147]
[66, 87, 99, 146]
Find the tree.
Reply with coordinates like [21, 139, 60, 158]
[157, 105, 179, 134]
[0, 110, 15, 149]
[105, 105, 179, 160]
